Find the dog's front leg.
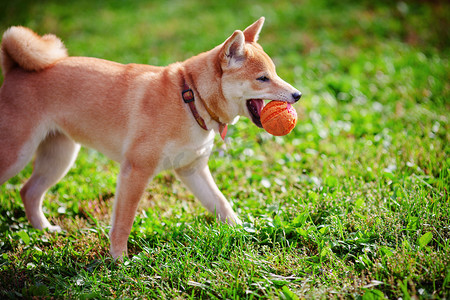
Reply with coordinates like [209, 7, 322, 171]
[175, 157, 241, 226]
[109, 159, 154, 260]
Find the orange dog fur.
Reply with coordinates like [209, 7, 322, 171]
[0, 18, 301, 259]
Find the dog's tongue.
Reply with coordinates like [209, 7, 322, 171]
[249, 99, 264, 114]
[247, 99, 264, 128]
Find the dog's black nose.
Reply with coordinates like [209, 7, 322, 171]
[292, 91, 302, 102]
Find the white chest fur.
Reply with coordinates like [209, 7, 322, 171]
[157, 130, 216, 174]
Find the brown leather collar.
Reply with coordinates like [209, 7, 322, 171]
[182, 81, 228, 140]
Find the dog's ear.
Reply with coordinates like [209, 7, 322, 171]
[221, 30, 246, 68]
[243, 17, 265, 43]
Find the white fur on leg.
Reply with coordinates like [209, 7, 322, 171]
[175, 158, 242, 226]
[20, 132, 80, 232]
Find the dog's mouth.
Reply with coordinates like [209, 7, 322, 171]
[246, 99, 264, 128]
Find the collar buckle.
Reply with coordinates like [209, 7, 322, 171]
[182, 88, 195, 103]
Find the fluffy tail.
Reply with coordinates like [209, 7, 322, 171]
[1, 26, 67, 76]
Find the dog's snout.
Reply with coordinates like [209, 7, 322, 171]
[292, 91, 302, 102]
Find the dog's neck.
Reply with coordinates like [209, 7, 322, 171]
[183, 47, 231, 119]
[183, 75, 222, 124]
[181, 49, 229, 139]
[181, 72, 227, 139]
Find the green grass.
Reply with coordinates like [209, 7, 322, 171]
[0, 0, 449, 298]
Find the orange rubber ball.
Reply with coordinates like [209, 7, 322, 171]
[261, 101, 297, 136]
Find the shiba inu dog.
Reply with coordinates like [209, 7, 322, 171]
[0, 17, 301, 259]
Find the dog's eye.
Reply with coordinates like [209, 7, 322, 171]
[257, 76, 270, 82]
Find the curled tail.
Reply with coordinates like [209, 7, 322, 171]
[1, 26, 67, 76]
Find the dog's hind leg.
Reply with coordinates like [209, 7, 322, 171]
[0, 100, 45, 185]
[0, 121, 41, 185]
[20, 131, 80, 231]
[0, 144, 35, 185]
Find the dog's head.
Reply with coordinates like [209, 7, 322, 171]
[218, 17, 301, 127]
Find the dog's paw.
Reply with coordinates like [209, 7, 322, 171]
[226, 216, 242, 226]
[46, 225, 62, 233]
